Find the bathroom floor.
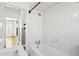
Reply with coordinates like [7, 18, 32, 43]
[6, 36, 16, 48]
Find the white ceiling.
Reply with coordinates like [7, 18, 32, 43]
[33, 2, 61, 13]
[4, 2, 61, 13]
[5, 2, 36, 10]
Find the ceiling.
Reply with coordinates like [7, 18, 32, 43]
[32, 2, 61, 13]
[5, 2, 36, 10]
[4, 2, 61, 13]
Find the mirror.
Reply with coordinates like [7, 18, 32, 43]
[5, 7, 20, 48]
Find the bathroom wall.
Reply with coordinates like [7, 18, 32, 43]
[26, 10, 42, 50]
[20, 10, 27, 45]
[43, 3, 79, 56]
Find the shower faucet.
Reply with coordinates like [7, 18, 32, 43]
[35, 40, 40, 45]
[35, 40, 40, 48]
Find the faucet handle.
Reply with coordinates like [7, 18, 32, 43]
[35, 40, 40, 44]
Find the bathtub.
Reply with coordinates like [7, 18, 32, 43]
[30, 43, 69, 56]
[0, 47, 19, 56]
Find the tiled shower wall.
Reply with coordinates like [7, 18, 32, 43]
[26, 10, 42, 49]
[43, 3, 79, 56]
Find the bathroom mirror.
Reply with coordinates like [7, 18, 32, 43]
[5, 7, 20, 48]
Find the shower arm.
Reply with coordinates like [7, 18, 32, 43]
[29, 2, 41, 14]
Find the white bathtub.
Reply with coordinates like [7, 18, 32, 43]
[30, 43, 69, 56]
[0, 47, 19, 56]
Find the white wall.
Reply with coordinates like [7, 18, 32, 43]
[43, 3, 79, 56]
[26, 10, 42, 50]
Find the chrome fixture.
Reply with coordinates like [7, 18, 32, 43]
[35, 40, 40, 45]
[35, 40, 40, 48]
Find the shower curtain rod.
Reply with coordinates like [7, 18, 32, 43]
[29, 2, 41, 14]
